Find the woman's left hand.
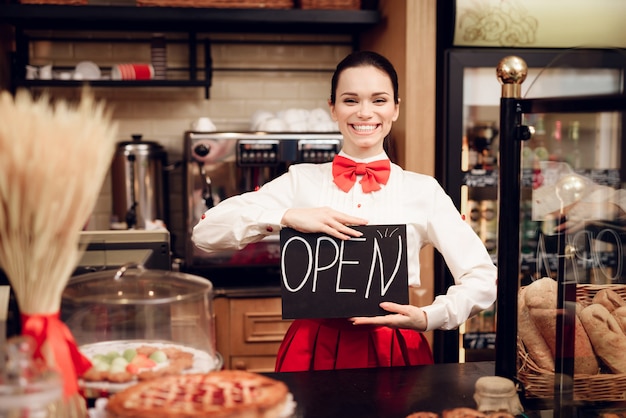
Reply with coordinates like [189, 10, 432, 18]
[350, 302, 428, 332]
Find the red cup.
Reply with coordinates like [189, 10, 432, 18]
[112, 63, 154, 80]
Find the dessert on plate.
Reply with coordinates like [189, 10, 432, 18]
[106, 370, 290, 418]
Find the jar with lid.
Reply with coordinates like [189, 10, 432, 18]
[0, 336, 64, 418]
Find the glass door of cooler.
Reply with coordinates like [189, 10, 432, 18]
[519, 113, 624, 285]
[495, 50, 626, 414]
[440, 48, 626, 364]
[518, 55, 624, 285]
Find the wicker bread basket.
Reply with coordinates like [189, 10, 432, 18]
[137, 0, 293, 7]
[298, 0, 360, 9]
[518, 284, 626, 401]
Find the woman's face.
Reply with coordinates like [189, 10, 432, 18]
[329, 65, 399, 159]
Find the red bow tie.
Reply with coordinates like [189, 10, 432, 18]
[332, 155, 391, 193]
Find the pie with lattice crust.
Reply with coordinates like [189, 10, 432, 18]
[105, 370, 290, 418]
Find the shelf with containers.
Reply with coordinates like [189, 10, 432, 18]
[438, 48, 626, 364]
[0, 4, 380, 97]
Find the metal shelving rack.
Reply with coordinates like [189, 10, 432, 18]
[0, 4, 380, 97]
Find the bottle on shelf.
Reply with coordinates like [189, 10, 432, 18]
[566, 120, 581, 169]
[466, 199, 481, 235]
[549, 119, 563, 162]
[520, 200, 540, 255]
[467, 122, 497, 171]
[461, 135, 472, 171]
[532, 114, 549, 162]
[480, 199, 497, 255]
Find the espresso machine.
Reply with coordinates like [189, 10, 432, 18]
[183, 131, 342, 283]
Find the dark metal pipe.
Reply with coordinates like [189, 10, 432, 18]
[495, 56, 528, 380]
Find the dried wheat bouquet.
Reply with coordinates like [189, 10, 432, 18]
[0, 88, 118, 399]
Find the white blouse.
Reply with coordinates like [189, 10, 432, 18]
[192, 152, 497, 332]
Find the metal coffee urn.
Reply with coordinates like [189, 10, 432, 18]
[111, 134, 168, 229]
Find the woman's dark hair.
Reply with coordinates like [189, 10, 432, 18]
[329, 50, 399, 105]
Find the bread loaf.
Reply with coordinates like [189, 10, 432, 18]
[612, 306, 626, 334]
[580, 303, 626, 374]
[592, 288, 626, 313]
[528, 306, 599, 375]
[524, 277, 557, 309]
[517, 287, 555, 371]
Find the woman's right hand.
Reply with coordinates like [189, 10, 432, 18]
[281, 207, 368, 240]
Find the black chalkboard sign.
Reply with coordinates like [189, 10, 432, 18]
[280, 225, 408, 319]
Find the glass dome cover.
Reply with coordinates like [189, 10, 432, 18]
[61, 265, 221, 394]
[63, 264, 213, 305]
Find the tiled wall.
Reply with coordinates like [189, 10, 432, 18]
[29, 32, 352, 259]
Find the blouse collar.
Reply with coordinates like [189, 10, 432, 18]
[338, 150, 389, 164]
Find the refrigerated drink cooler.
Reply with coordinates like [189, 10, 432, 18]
[440, 47, 626, 366]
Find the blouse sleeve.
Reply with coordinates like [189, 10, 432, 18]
[420, 181, 498, 331]
[191, 169, 296, 253]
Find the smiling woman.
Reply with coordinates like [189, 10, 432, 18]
[192, 50, 497, 373]
[328, 51, 400, 160]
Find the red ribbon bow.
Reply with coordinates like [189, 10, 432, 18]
[21, 312, 93, 399]
[332, 155, 391, 193]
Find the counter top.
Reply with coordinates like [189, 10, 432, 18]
[81, 360, 626, 416]
[265, 362, 626, 417]
[266, 362, 496, 418]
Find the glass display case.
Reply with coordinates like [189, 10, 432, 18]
[495, 50, 626, 414]
[439, 48, 626, 364]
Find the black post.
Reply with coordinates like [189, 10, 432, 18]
[495, 56, 528, 380]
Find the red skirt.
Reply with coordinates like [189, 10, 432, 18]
[274, 318, 433, 372]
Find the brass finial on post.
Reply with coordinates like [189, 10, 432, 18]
[496, 56, 528, 98]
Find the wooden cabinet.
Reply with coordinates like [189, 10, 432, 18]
[214, 295, 292, 373]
